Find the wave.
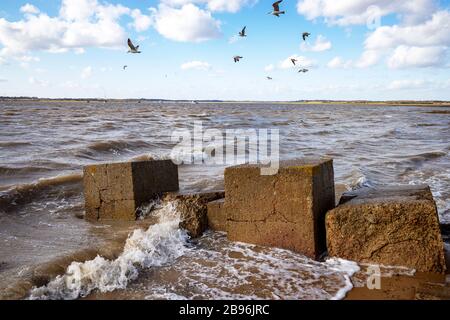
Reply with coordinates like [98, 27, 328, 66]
[0, 165, 56, 176]
[28, 201, 360, 300]
[407, 151, 447, 163]
[0, 151, 172, 209]
[142, 232, 360, 300]
[0, 141, 32, 148]
[70, 139, 155, 160]
[0, 173, 83, 211]
[416, 123, 439, 127]
[29, 202, 189, 300]
[347, 172, 374, 191]
[394, 151, 447, 175]
[86, 140, 151, 152]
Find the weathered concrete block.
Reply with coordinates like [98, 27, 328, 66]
[207, 199, 226, 232]
[326, 185, 446, 273]
[225, 158, 335, 259]
[84, 160, 179, 221]
[163, 191, 225, 237]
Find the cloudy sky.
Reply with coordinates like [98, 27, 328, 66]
[0, 0, 449, 100]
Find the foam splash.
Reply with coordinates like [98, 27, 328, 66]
[351, 263, 416, 288]
[324, 258, 361, 300]
[29, 202, 189, 300]
[139, 232, 360, 300]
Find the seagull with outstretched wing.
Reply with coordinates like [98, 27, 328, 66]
[239, 26, 247, 37]
[291, 58, 298, 66]
[302, 32, 311, 41]
[234, 56, 243, 63]
[127, 38, 141, 54]
[268, 1, 285, 17]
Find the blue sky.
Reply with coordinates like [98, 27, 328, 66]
[0, 0, 449, 100]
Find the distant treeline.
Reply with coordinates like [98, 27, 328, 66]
[0, 97, 448, 104]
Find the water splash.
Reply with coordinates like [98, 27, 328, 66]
[29, 202, 189, 300]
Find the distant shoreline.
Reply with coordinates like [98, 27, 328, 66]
[1, 97, 450, 107]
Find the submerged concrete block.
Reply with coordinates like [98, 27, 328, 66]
[225, 158, 335, 259]
[326, 185, 446, 273]
[84, 160, 179, 221]
[163, 191, 225, 238]
[207, 199, 226, 232]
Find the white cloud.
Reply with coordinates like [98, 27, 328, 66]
[388, 45, 448, 68]
[15, 55, 40, 68]
[16, 55, 40, 63]
[364, 11, 450, 50]
[297, 0, 436, 26]
[181, 60, 212, 70]
[60, 81, 80, 89]
[279, 55, 316, 69]
[29, 76, 49, 87]
[74, 48, 85, 55]
[264, 64, 275, 72]
[301, 35, 332, 52]
[357, 10, 450, 68]
[151, 4, 221, 42]
[327, 56, 352, 69]
[387, 79, 428, 90]
[297, 1, 450, 69]
[130, 9, 152, 32]
[228, 35, 240, 44]
[160, 0, 257, 13]
[206, 0, 257, 13]
[59, 0, 99, 21]
[81, 66, 93, 79]
[355, 49, 382, 68]
[20, 4, 40, 15]
[0, 0, 131, 59]
[100, 67, 113, 72]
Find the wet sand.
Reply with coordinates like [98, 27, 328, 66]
[347, 272, 449, 300]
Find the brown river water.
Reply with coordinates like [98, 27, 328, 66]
[0, 101, 449, 300]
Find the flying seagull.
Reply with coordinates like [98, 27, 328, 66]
[127, 38, 141, 54]
[302, 32, 311, 41]
[267, 76, 273, 80]
[234, 56, 243, 63]
[123, 65, 128, 70]
[268, 1, 285, 17]
[298, 68, 309, 73]
[239, 26, 247, 37]
[291, 58, 298, 66]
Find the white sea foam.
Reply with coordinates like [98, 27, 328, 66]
[344, 169, 374, 191]
[140, 232, 360, 300]
[351, 263, 416, 288]
[324, 258, 361, 300]
[29, 202, 189, 300]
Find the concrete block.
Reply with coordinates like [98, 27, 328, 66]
[207, 199, 226, 232]
[83, 160, 179, 221]
[326, 185, 446, 273]
[225, 158, 335, 259]
[163, 191, 225, 237]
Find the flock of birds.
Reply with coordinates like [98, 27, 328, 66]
[125, 1, 310, 81]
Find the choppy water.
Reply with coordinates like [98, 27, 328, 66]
[0, 101, 449, 299]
